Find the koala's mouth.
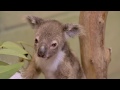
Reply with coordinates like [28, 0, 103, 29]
[38, 53, 52, 60]
[41, 56, 52, 60]
[46, 56, 51, 59]
[45, 54, 53, 60]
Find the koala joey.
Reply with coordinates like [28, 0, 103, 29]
[22, 16, 86, 79]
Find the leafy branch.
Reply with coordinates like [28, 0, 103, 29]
[0, 41, 33, 79]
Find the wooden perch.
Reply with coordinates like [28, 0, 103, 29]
[79, 11, 111, 79]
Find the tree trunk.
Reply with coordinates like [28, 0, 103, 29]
[79, 11, 111, 79]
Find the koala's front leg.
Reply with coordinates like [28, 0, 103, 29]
[22, 58, 41, 79]
[55, 61, 74, 79]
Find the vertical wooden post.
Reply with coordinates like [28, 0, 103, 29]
[79, 11, 111, 79]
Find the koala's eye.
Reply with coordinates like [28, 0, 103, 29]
[50, 40, 58, 49]
[35, 39, 38, 43]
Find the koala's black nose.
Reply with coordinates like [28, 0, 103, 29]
[38, 46, 46, 58]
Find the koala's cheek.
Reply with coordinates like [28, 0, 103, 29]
[46, 50, 54, 58]
[52, 50, 58, 55]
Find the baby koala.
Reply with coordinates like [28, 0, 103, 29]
[22, 16, 86, 79]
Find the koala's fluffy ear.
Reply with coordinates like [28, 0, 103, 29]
[26, 16, 44, 29]
[63, 24, 85, 39]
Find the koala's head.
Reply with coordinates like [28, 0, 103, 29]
[26, 16, 84, 59]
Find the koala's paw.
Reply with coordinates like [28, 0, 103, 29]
[21, 70, 34, 79]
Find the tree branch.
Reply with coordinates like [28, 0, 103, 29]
[79, 11, 111, 79]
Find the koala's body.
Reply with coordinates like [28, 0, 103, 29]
[22, 16, 86, 79]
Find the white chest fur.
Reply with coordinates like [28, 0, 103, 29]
[35, 50, 65, 78]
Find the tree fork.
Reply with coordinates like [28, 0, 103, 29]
[79, 11, 111, 79]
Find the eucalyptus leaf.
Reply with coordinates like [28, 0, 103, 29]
[0, 62, 24, 79]
[1, 41, 28, 54]
[0, 49, 28, 59]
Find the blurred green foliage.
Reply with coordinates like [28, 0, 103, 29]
[0, 41, 32, 79]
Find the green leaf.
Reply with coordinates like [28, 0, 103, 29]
[1, 41, 28, 55]
[0, 49, 28, 59]
[0, 61, 9, 65]
[0, 62, 24, 79]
